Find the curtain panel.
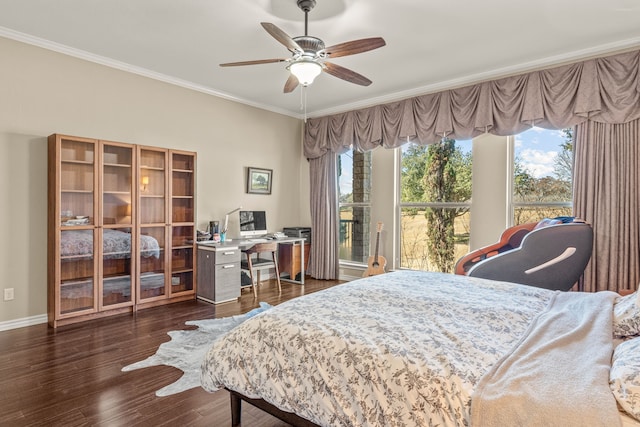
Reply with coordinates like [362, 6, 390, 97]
[308, 152, 341, 279]
[304, 48, 640, 156]
[574, 119, 640, 293]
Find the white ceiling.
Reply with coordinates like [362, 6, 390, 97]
[1, 0, 640, 119]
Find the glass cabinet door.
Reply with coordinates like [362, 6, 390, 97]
[170, 152, 195, 295]
[59, 138, 97, 315]
[139, 149, 166, 225]
[60, 138, 95, 226]
[138, 148, 168, 302]
[59, 229, 96, 314]
[101, 143, 134, 307]
[102, 143, 133, 225]
[171, 153, 194, 223]
[171, 225, 194, 294]
[101, 226, 134, 307]
[139, 226, 167, 300]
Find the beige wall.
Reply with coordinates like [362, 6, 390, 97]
[0, 36, 305, 325]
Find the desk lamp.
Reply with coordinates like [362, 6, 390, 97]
[223, 206, 242, 234]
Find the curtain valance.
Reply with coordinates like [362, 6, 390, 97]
[303, 48, 640, 159]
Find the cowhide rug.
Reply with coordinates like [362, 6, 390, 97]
[122, 302, 272, 396]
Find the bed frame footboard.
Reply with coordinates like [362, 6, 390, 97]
[228, 389, 320, 427]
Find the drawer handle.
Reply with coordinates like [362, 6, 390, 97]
[223, 251, 236, 255]
[222, 264, 236, 269]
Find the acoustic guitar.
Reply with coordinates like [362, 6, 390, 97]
[363, 222, 387, 277]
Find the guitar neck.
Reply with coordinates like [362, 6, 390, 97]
[374, 231, 380, 262]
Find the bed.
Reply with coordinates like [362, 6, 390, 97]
[201, 270, 640, 427]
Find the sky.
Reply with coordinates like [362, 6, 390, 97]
[514, 127, 565, 178]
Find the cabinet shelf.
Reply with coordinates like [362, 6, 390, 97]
[60, 254, 93, 260]
[104, 163, 131, 168]
[173, 244, 193, 249]
[61, 189, 93, 193]
[62, 159, 94, 165]
[60, 278, 93, 286]
[60, 225, 93, 230]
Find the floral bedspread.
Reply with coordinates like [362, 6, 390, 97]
[201, 270, 553, 427]
[60, 229, 160, 259]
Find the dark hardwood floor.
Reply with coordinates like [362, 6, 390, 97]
[0, 277, 343, 427]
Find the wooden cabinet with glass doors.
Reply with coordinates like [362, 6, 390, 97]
[48, 134, 197, 327]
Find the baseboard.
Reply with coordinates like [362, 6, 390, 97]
[0, 313, 48, 332]
[339, 273, 361, 282]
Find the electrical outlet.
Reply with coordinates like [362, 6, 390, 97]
[4, 288, 14, 301]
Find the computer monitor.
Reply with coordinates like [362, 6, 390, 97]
[239, 210, 268, 238]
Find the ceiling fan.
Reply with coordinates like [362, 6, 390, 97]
[220, 0, 386, 93]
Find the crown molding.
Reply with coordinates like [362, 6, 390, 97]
[2, 25, 638, 122]
[0, 26, 303, 119]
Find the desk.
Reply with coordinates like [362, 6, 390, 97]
[196, 237, 307, 304]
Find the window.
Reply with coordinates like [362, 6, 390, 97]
[338, 149, 372, 263]
[511, 127, 573, 225]
[399, 139, 472, 273]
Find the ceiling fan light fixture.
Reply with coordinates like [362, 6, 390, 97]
[289, 60, 322, 86]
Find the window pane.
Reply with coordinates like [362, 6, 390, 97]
[514, 127, 572, 204]
[339, 206, 370, 263]
[399, 139, 472, 273]
[400, 207, 470, 273]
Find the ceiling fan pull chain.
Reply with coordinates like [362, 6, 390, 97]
[300, 86, 304, 110]
[302, 86, 308, 122]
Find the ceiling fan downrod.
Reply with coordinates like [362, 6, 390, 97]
[297, 0, 316, 36]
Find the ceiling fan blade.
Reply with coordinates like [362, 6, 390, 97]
[220, 58, 288, 67]
[284, 74, 299, 93]
[324, 62, 372, 86]
[261, 22, 303, 53]
[324, 37, 386, 58]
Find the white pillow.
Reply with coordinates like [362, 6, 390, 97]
[610, 337, 640, 420]
[613, 292, 640, 337]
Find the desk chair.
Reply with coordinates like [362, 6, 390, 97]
[241, 242, 282, 297]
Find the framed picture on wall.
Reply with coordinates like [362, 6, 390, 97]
[247, 167, 273, 195]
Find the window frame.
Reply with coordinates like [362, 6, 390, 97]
[337, 149, 373, 266]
